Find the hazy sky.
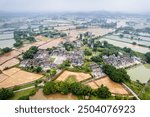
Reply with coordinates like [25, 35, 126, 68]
[0, 0, 150, 13]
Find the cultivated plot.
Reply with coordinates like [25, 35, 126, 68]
[55, 70, 91, 82]
[94, 76, 129, 95]
[0, 68, 43, 88]
[39, 38, 64, 49]
[0, 50, 21, 65]
[0, 58, 20, 71]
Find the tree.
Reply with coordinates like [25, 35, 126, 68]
[103, 41, 108, 46]
[119, 34, 124, 38]
[23, 46, 38, 59]
[145, 52, 150, 63]
[63, 42, 74, 51]
[70, 82, 92, 96]
[43, 81, 57, 95]
[2, 47, 12, 53]
[50, 68, 57, 76]
[36, 67, 42, 73]
[27, 37, 36, 42]
[132, 42, 137, 45]
[14, 41, 23, 48]
[96, 85, 111, 98]
[91, 56, 103, 64]
[58, 60, 70, 69]
[84, 49, 92, 56]
[0, 88, 14, 100]
[103, 64, 130, 83]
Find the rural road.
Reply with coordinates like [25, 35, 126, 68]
[122, 83, 140, 100]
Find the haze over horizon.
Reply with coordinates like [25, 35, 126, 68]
[0, 0, 150, 14]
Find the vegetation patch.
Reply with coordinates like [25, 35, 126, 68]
[65, 75, 77, 83]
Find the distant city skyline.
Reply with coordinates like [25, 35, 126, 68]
[0, 0, 150, 14]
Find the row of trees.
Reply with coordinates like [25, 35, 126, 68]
[63, 42, 74, 51]
[0, 47, 12, 56]
[0, 88, 14, 100]
[145, 52, 150, 63]
[103, 64, 130, 83]
[14, 31, 36, 48]
[43, 81, 111, 99]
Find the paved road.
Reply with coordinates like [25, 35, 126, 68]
[122, 83, 140, 100]
[13, 86, 35, 93]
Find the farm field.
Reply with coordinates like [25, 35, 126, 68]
[30, 89, 78, 100]
[85, 81, 99, 89]
[0, 58, 20, 71]
[0, 67, 43, 88]
[99, 38, 150, 53]
[94, 77, 129, 95]
[54, 25, 76, 31]
[35, 35, 53, 41]
[39, 38, 64, 49]
[18, 41, 46, 53]
[63, 28, 113, 41]
[0, 50, 21, 65]
[0, 73, 9, 83]
[55, 70, 91, 82]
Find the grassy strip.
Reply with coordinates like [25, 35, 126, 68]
[9, 88, 35, 100]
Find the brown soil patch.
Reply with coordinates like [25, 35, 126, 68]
[54, 25, 76, 31]
[85, 81, 99, 89]
[56, 70, 91, 82]
[30, 89, 77, 100]
[3, 67, 20, 76]
[39, 38, 64, 49]
[94, 76, 129, 95]
[0, 50, 21, 65]
[0, 73, 9, 83]
[35, 35, 50, 41]
[0, 68, 43, 88]
[63, 28, 113, 41]
[18, 41, 46, 53]
[0, 58, 20, 71]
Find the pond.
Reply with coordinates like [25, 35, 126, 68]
[127, 64, 150, 83]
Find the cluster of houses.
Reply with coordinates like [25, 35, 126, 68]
[102, 54, 141, 68]
[68, 50, 84, 66]
[90, 63, 106, 78]
[20, 49, 57, 71]
[20, 46, 84, 71]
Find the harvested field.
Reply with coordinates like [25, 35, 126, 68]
[0, 58, 20, 71]
[0, 50, 21, 65]
[39, 38, 64, 49]
[3, 67, 20, 76]
[85, 81, 99, 89]
[94, 77, 129, 95]
[0, 73, 9, 83]
[63, 28, 113, 41]
[55, 70, 91, 82]
[30, 89, 77, 100]
[0, 68, 43, 88]
[35, 35, 53, 41]
[54, 25, 76, 31]
[87, 28, 113, 37]
[18, 41, 46, 53]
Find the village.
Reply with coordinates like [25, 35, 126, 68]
[0, 12, 150, 100]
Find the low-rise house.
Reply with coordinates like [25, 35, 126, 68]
[103, 54, 141, 68]
[90, 63, 105, 78]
